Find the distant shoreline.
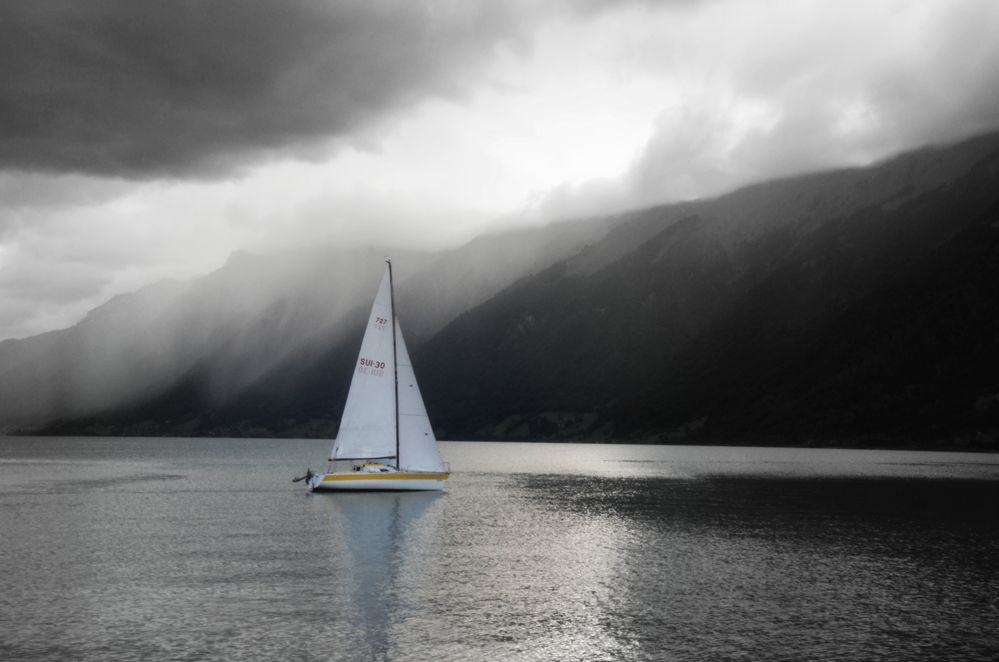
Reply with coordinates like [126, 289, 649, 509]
[6, 430, 998, 454]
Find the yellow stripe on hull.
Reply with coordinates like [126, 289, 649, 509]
[321, 472, 449, 482]
[312, 472, 449, 492]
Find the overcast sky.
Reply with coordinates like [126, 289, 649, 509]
[1, 0, 998, 340]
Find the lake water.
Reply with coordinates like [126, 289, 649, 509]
[1, 437, 997, 661]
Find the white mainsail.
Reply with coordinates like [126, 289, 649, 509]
[329, 265, 445, 473]
[330, 270, 397, 462]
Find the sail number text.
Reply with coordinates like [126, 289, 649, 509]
[359, 357, 386, 370]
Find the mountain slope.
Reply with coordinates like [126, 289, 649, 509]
[417, 131, 999, 447]
[641, 147, 999, 445]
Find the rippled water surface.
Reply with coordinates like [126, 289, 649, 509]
[1, 438, 997, 661]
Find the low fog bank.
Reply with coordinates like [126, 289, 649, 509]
[0, 248, 393, 430]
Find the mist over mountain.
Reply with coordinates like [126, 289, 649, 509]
[5, 131, 999, 449]
[0, 217, 614, 435]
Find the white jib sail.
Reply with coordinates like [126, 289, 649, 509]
[394, 319, 446, 472]
[331, 269, 397, 461]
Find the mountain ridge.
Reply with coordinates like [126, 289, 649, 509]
[417, 131, 999, 448]
[7, 130, 999, 449]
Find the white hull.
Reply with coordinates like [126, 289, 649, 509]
[310, 471, 448, 492]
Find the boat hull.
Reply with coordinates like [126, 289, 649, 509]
[310, 471, 448, 492]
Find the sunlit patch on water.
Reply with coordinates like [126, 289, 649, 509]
[511, 474, 999, 660]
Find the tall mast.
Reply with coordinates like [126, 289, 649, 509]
[387, 259, 400, 469]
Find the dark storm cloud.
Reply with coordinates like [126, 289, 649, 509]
[0, 0, 523, 178]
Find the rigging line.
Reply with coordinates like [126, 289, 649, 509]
[387, 258, 401, 469]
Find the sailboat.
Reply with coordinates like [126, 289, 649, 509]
[306, 260, 449, 491]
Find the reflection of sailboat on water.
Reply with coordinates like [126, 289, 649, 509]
[322, 492, 442, 660]
[302, 260, 449, 491]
